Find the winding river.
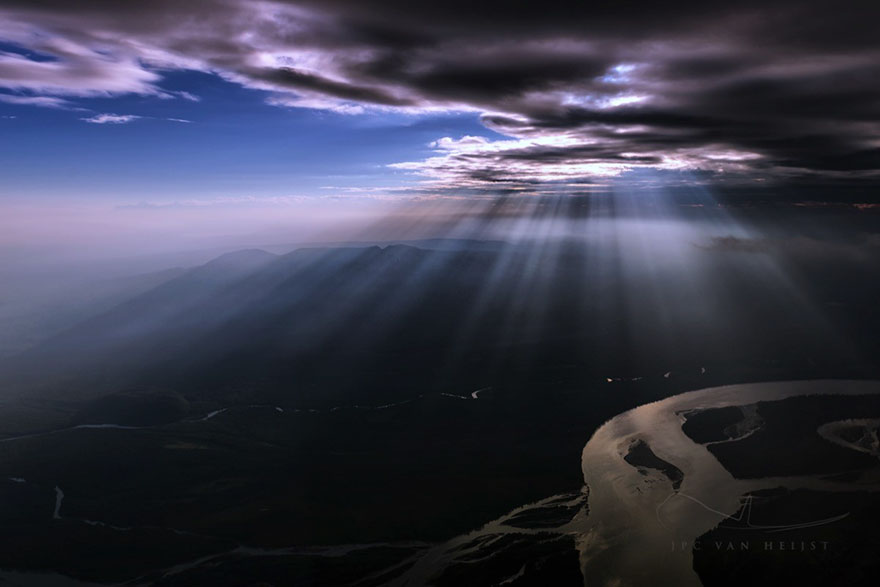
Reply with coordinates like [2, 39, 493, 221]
[389, 379, 880, 586]
[3, 380, 879, 586]
[572, 379, 880, 586]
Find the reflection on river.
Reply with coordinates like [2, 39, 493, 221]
[390, 380, 880, 586]
[3, 380, 878, 585]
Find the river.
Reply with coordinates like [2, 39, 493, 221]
[388, 379, 880, 586]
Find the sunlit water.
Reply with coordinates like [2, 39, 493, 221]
[4, 381, 879, 585]
[574, 379, 880, 586]
[390, 379, 880, 586]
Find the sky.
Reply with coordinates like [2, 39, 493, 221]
[0, 0, 878, 259]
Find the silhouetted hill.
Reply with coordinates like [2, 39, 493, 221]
[0, 238, 878, 585]
[3, 240, 878, 407]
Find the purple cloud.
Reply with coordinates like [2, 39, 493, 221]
[0, 0, 877, 191]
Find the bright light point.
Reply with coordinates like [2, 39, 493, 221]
[702, 150, 763, 161]
[600, 62, 640, 83]
[602, 94, 648, 108]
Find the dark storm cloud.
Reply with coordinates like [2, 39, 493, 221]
[251, 66, 416, 107]
[1, 0, 878, 191]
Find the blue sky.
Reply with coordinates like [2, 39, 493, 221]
[0, 1, 877, 260]
[0, 69, 498, 204]
[2, 1, 876, 207]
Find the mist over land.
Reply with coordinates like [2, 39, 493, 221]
[0, 195, 878, 585]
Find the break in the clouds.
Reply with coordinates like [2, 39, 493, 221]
[0, 0, 878, 193]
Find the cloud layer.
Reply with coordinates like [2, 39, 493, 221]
[1, 0, 878, 192]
